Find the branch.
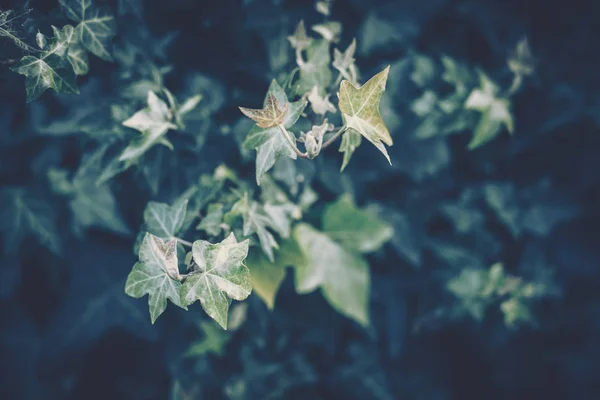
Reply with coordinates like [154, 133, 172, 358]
[278, 125, 310, 159]
[174, 237, 193, 248]
[321, 125, 347, 150]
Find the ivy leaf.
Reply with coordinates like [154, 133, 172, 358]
[464, 71, 513, 149]
[311, 21, 342, 43]
[0, 188, 60, 254]
[239, 92, 288, 129]
[323, 194, 393, 254]
[242, 80, 307, 184]
[51, 25, 89, 75]
[338, 66, 393, 164]
[184, 320, 231, 357]
[333, 39, 358, 85]
[308, 85, 336, 115]
[339, 128, 362, 171]
[125, 234, 186, 323]
[68, 151, 130, 235]
[293, 223, 370, 326]
[119, 91, 177, 162]
[296, 39, 333, 95]
[11, 52, 78, 102]
[60, 0, 116, 61]
[143, 199, 188, 241]
[287, 20, 311, 51]
[180, 233, 251, 329]
[246, 238, 304, 309]
[197, 203, 224, 237]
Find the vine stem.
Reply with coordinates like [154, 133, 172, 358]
[278, 125, 310, 159]
[321, 125, 347, 150]
[174, 237, 193, 248]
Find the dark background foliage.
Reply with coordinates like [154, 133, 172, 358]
[1, 0, 600, 399]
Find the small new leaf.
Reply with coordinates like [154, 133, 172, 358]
[119, 91, 177, 162]
[181, 234, 251, 329]
[338, 66, 393, 164]
[125, 234, 186, 323]
[339, 128, 362, 171]
[242, 80, 307, 184]
[239, 92, 288, 129]
[287, 20, 311, 51]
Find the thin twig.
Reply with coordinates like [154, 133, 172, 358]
[278, 125, 310, 159]
[321, 125, 347, 150]
[174, 237, 193, 248]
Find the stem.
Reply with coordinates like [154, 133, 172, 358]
[278, 125, 309, 159]
[321, 125, 347, 150]
[174, 237, 193, 248]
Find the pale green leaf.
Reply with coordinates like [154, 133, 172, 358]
[184, 320, 231, 357]
[311, 21, 342, 42]
[125, 234, 186, 323]
[333, 39, 358, 85]
[60, 0, 116, 61]
[308, 85, 336, 115]
[339, 128, 362, 171]
[119, 91, 177, 162]
[51, 25, 89, 75]
[181, 234, 251, 329]
[246, 238, 304, 309]
[144, 199, 188, 240]
[338, 66, 393, 163]
[293, 223, 370, 326]
[323, 194, 393, 254]
[197, 203, 224, 237]
[287, 20, 311, 51]
[11, 53, 79, 102]
[0, 188, 60, 253]
[296, 39, 332, 95]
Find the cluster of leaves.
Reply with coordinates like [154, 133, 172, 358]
[2, 0, 599, 398]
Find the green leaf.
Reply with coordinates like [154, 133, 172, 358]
[307, 85, 336, 115]
[311, 21, 342, 43]
[295, 39, 333, 95]
[51, 25, 89, 75]
[68, 151, 130, 235]
[242, 80, 307, 184]
[323, 194, 393, 254]
[293, 223, 370, 326]
[338, 66, 393, 163]
[125, 234, 186, 323]
[287, 20, 312, 51]
[465, 72, 513, 149]
[119, 91, 177, 162]
[184, 320, 231, 357]
[0, 189, 61, 254]
[180, 233, 251, 329]
[11, 53, 79, 102]
[60, 0, 116, 61]
[339, 128, 362, 171]
[333, 39, 358, 85]
[197, 203, 224, 237]
[143, 199, 188, 240]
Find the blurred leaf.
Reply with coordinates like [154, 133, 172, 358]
[197, 203, 224, 237]
[60, 0, 116, 61]
[323, 194, 393, 254]
[184, 320, 231, 357]
[293, 223, 370, 326]
[0, 189, 60, 254]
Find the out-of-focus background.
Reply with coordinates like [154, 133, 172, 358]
[1, 0, 600, 399]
